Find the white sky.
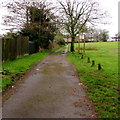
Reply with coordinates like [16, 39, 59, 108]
[0, 0, 119, 37]
[97, 0, 119, 37]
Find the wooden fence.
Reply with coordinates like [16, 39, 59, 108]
[0, 38, 2, 67]
[2, 36, 29, 62]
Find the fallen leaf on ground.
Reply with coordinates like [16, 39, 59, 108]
[73, 101, 82, 107]
[69, 87, 78, 93]
[72, 93, 80, 96]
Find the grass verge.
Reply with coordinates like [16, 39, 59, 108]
[1, 47, 61, 92]
[67, 42, 119, 118]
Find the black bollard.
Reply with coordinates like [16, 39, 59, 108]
[98, 64, 102, 70]
[91, 60, 95, 67]
[87, 57, 90, 63]
[81, 54, 83, 59]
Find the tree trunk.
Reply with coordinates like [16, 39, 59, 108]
[83, 40, 85, 53]
[71, 36, 75, 52]
[26, 7, 29, 25]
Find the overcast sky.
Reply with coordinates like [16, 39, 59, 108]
[97, 0, 119, 37]
[0, 0, 119, 37]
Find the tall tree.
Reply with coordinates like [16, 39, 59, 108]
[2, 0, 56, 33]
[57, 0, 108, 52]
[20, 5, 57, 50]
[2, 0, 57, 50]
[90, 28, 109, 42]
[99, 30, 109, 42]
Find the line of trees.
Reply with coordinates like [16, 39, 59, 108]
[2, 0, 109, 52]
[86, 28, 109, 42]
[2, 0, 58, 52]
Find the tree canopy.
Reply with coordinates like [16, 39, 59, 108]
[3, 0, 58, 50]
[20, 4, 57, 50]
[2, 0, 109, 52]
[57, 0, 108, 52]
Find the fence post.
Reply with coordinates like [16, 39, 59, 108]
[87, 57, 90, 63]
[0, 38, 2, 66]
[91, 60, 95, 67]
[81, 54, 83, 59]
[98, 64, 102, 70]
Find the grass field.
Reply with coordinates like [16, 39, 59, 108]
[1, 47, 61, 92]
[67, 42, 119, 118]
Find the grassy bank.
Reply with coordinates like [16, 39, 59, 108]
[67, 42, 119, 118]
[1, 47, 60, 92]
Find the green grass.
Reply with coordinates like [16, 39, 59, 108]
[67, 42, 119, 118]
[1, 47, 61, 91]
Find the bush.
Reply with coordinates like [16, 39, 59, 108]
[56, 39, 66, 46]
[54, 30, 66, 46]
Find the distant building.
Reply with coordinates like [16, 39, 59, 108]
[64, 37, 72, 43]
[64, 35, 85, 43]
[108, 37, 119, 42]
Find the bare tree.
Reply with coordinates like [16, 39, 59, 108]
[89, 28, 109, 42]
[2, 0, 29, 31]
[57, 0, 108, 52]
[2, 0, 56, 32]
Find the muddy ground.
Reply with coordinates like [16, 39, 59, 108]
[2, 47, 98, 118]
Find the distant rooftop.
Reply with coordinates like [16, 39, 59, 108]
[0, 34, 4, 37]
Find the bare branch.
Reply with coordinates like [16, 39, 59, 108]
[57, 0, 108, 51]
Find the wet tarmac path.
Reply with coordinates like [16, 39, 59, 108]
[2, 47, 97, 118]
